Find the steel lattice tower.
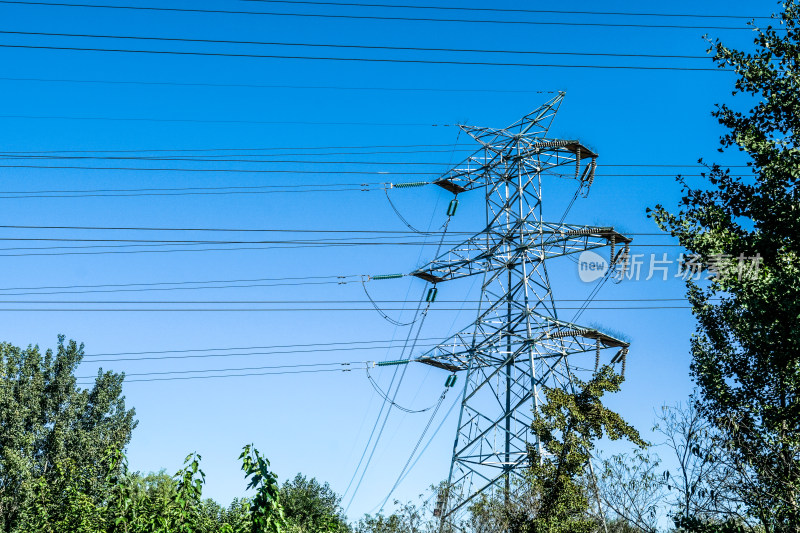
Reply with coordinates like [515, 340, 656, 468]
[410, 93, 631, 525]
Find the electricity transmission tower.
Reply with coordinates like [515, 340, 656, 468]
[411, 93, 631, 525]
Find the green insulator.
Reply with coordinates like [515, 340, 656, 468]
[425, 287, 438, 302]
[371, 273, 404, 280]
[445, 374, 458, 387]
[446, 198, 459, 217]
[393, 181, 429, 188]
[377, 359, 410, 367]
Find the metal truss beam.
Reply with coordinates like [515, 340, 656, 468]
[411, 93, 633, 528]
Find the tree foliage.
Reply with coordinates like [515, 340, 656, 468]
[649, 1, 800, 529]
[280, 474, 349, 532]
[240, 444, 287, 533]
[0, 336, 299, 533]
[0, 336, 137, 530]
[673, 514, 750, 533]
[597, 449, 664, 533]
[12, 444, 286, 533]
[520, 366, 646, 533]
[354, 502, 430, 533]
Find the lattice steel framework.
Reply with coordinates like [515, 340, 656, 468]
[411, 93, 631, 526]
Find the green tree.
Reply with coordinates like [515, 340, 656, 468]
[18, 457, 107, 533]
[521, 366, 646, 533]
[354, 514, 406, 533]
[170, 453, 207, 532]
[0, 336, 137, 530]
[673, 514, 750, 533]
[240, 444, 287, 533]
[597, 449, 664, 532]
[106, 452, 264, 533]
[16, 445, 286, 533]
[280, 474, 349, 532]
[354, 501, 431, 533]
[354, 485, 454, 533]
[650, 2, 800, 529]
[214, 498, 254, 533]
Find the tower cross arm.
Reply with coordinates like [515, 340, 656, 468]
[415, 314, 630, 372]
[410, 223, 631, 284]
[432, 140, 598, 194]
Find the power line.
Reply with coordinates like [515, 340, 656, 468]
[0, 224, 468, 233]
[342, 231, 445, 506]
[1, 157, 743, 169]
[0, 281, 351, 296]
[78, 366, 350, 384]
[0, 175, 748, 199]
[0, 280, 354, 296]
[0, 224, 686, 233]
[1, 155, 750, 166]
[82, 336, 443, 357]
[0, 236, 464, 244]
[0, 155, 455, 165]
[0, 279, 703, 298]
[365, 366, 442, 413]
[0, 30, 713, 60]
[0, 165, 750, 178]
[0, 274, 361, 296]
[1, 299, 701, 304]
[0, 1, 756, 29]
[238, 0, 770, 19]
[0, 181, 751, 200]
[343, 297, 431, 511]
[0, 239, 470, 250]
[0, 244, 453, 258]
[0, 242, 687, 253]
[0, 243, 468, 257]
[0, 241, 684, 257]
[84, 342, 444, 364]
[342, 329, 416, 503]
[0, 76, 559, 94]
[0, 147, 753, 168]
[0, 241, 714, 249]
[378, 386, 449, 511]
[0, 143, 476, 154]
[0, 163, 431, 174]
[394, 393, 460, 490]
[0, 235, 678, 247]
[78, 359, 366, 379]
[0, 186, 372, 199]
[0, 114, 443, 127]
[0, 44, 727, 71]
[0, 152, 754, 168]
[0, 148, 475, 157]
[0, 182, 384, 193]
[0, 237, 469, 246]
[0, 306, 693, 312]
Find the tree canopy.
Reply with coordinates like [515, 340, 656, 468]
[521, 366, 646, 533]
[650, 1, 800, 529]
[0, 336, 137, 530]
[281, 474, 349, 532]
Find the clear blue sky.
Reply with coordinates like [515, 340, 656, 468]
[0, 0, 773, 521]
